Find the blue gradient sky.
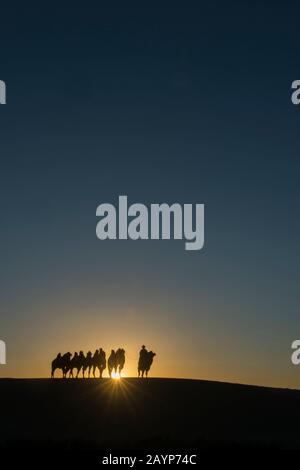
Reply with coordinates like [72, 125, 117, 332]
[0, 3, 299, 386]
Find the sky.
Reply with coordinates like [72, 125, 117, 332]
[0, 3, 300, 387]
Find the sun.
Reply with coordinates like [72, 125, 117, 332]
[111, 371, 121, 380]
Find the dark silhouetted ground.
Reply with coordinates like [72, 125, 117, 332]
[1, 377, 300, 462]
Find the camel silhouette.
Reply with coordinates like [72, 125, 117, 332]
[51, 352, 72, 378]
[108, 348, 125, 377]
[138, 350, 156, 377]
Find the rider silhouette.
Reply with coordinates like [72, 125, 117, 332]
[139, 345, 148, 362]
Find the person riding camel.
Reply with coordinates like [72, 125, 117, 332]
[139, 345, 148, 363]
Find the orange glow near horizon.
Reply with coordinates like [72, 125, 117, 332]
[3, 300, 300, 390]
